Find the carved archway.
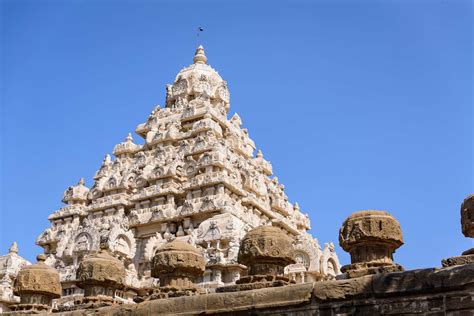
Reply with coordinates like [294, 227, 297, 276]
[108, 226, 136, 259]
[143, 234, 166, 261]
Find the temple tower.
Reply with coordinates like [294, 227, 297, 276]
[33, 46, 340, 304]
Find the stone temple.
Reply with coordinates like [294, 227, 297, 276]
[1, 47, 473, 315]
[3, 46, 339, 309]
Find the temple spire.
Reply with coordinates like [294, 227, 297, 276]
[193, 45, 207, 64]
[9, 241, 18, 254]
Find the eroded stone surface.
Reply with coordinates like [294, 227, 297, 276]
[461, 194, 474, 238]
[217, 225, 296, 292]
[11, 254, 61, 313]
[238, 226, 295, 276]
[13, 255, 61, 298]
[76, 248, 126, 293]
[442, 193, 474, 267]
[152, 240, 205, 285]
[146, 240, 206, 298]
[21, 264, 474, 316]
[442, 254, 474, 267]
[339, 210, 404, 278]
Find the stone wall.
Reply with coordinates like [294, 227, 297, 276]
[29, 263, 473, 315]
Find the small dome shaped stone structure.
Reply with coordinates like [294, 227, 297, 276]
[76, 245, 126, 301]
[13, 254, 61, 313]
[442, 194, 474, 266]
[165, 46, 230, 112]
[339, 210, 404, 278]
[238, 225, 296, 276]
[151, 240, 205, 289]
[461, 194, 474, 238]
[62, 178, 89, 205]
[113, 133, 141, 157]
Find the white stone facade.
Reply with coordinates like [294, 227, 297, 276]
[0, 243, 30, 313]
[30, 46, 340, 301]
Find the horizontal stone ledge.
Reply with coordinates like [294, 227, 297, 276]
[47, 264, 474, 315]
[313, 263, 474, 301]
[54, 283, 314, 316]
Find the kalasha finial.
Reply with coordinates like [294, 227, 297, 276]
[194, 45, 207, 64]
[103, 154, 111, 164]
[256, 150, 263, 158]
[78, 178, 85, 186]
[126, 133, 133, 142]
[9, 242, 18, 254]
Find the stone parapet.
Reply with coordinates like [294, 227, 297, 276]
[21, 263, 474, 315]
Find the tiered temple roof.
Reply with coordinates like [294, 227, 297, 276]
[33, 46, 340, 303]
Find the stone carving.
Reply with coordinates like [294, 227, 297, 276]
[219, 225, 296, 292]
[321, 242, 341, 279]
[148, 240, 205, 299]
[62, 178, 89, 205]
[461, 194, 474, 240]
[0, 243, 31, 313]
[442, 194, 474, 267]
[75, 243, 126, 306]
[30, 46, 339, 306]
[339, 210, 404, 278]
[238, 225, 295, 276]
[12, 254, 61, 313]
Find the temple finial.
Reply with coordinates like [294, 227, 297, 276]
[103, 154, 111, 164]
[194, 45, 207, 64]
[126, 133, 133, 142]
[294, 202, 300, 211]
[9, 242, 18, 254]
[78, 178, 85, 186]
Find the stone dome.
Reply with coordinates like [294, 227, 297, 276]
[461, 194, 474, 238]
[339, 210, 403, 253]
[62, 178, 89, 204]
[151, 240, 205, 287]
[238, 225, 295, 275]
[113, 133, 141, 157]
[13, 254, 61, 298]
[166, 46, 230, 111]
[76, 248, 126, 293]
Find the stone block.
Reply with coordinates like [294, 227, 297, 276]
[313, 275, 373, 301]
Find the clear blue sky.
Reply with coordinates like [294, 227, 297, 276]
[1, 0, 472, 270]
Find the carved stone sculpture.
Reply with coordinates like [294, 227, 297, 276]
[0, 243, 31, 313]
[148, 240, 205, 298]
[75, 243, 126, 305]
[461, 194, 474, 240]
[12, 254, 61, 313]
[339, 210, 404, 278]
[442, 194, 474, 267]
[238, 225, 295, 276]
[219, 225, 296, 292]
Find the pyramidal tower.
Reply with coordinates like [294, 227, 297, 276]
[35, 46, 340, 301]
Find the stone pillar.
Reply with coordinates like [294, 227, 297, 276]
[218, 225, 296, 292]
[442, 194, 474, 266]
[339, 210, 404, 278]
[150, 240, 205, 298]
[76, 244, 126, 305]
[12, 254, 61, 313]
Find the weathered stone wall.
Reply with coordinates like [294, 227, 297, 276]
[28, 263, 473, 315]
